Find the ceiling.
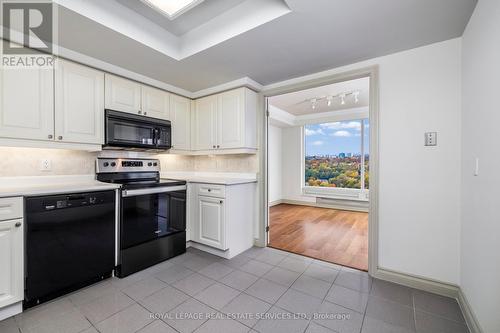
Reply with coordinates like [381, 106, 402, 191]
[269, 77, 370, 116]
[53, 0, 477, 92]
[115, 0, 248, 36]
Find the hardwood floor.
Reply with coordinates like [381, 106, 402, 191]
[268, 204, 368, 271]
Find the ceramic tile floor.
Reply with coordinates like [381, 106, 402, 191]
[0, 247, 470, 333]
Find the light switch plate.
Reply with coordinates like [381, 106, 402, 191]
[425, 132, 437, 146]
[40, 159, 52, 171]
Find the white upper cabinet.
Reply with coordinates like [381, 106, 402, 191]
[0, 66, 54, 141]
[217, 88, 245, 149]
[55, 59, 104, 144]
[141, 85, 170, 119]
[105, 74, 141, 115]
[193, 95, 217, 150]
[193, 88, 257, 151]
[170, 94, 191, 150]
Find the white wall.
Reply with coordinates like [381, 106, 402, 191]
[281, 126, 315, 203]
[461, 1, 500, 331]
[266, 38, 462, 284]
[268, 124, 283, 203]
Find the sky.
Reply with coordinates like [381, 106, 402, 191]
[305, 119, 369, 156]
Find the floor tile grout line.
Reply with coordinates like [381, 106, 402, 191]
[412, 290, 418, 332]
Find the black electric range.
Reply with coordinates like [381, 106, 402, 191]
[96, 158, 187, 277]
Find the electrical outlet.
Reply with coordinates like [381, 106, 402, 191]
[425, 132, 437, 146]
[40, 159, 52, 171]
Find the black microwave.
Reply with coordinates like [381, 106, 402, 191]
[104, 110, 171, 150]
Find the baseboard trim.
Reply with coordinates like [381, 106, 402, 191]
[457, 288, 483, 333]
[373, 267, 459, 298]
[374, 268, 483, 333]
[278, 199, 369, 213]
[268, 199, 283, 207]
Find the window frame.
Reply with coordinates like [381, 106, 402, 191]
[302, 118, 369, 202]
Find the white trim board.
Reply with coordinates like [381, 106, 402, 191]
[261, 65, 380, 276]
[458, 289, 484, 333]
[373, 268, 482, 333]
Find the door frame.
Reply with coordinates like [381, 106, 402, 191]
[258, 65, 380, 276]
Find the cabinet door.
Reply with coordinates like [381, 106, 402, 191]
[104, 74, 141, 115]
[0, 66, 54, 141]
[141, 85, 170, 120]
[193, 95, 216, 150]
[55, 59, 104, 144]
[217, 88, 245, 149]
[197, 196, 226, 250]
[170, 94, 191, 150]
[0, 219, 23, 308]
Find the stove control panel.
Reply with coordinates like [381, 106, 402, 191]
[96, 158, 160, 173]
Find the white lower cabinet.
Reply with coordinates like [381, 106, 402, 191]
[189, 182, 255, 258]
[0, 197, 23, 310]
[197, 196, 226, 250]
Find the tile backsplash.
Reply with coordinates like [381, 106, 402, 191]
[0, 147, 259, 177]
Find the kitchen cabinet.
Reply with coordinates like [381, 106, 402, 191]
[0, 197, 23, 309]
[105, 74, 141, 115]
[197, 196, 226, 250]
[0, 66, 54, 141]
[189, 182, 255, 258]
[193, 88, 257, 151]
[55, 59, 104, 144]
[170, 94, 191, 150]
[105, 74, 171, 120]
[193, 95, 217, 150]
[141, 85, 170, 119]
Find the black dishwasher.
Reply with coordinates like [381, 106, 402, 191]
[24, 191, 115, 308]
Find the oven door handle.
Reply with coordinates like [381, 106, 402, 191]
[122, 185, 186, 197]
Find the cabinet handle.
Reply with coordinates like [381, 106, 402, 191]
[15, 222, 21, 228]
[219, 200, 223, 204]
[207, 189, 211, 192]
[58, 136, 63, 140]
[138, 110, 142, 115]
[48, 134, 53, 139]
[217, 145, 220, 148]
[212, 145, 216, 148]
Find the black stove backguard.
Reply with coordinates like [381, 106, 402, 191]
[96, 158, 187, 278]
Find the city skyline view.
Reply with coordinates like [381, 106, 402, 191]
[305, 119, 370, 189]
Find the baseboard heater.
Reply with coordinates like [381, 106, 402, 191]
[316, 197, 369, 212]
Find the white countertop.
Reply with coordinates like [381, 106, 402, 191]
[0, 175, 121, 198]
[161, 171, 257, 185]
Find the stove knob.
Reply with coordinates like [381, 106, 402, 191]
[110, 162, 116, 167]
[103, 162, 109, 167]
[153, 162, 158, 166]
[148, 162, 152, 167]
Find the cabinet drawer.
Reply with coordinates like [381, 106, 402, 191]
[197, 184, 225, 198]
[0, 197, 23, 221]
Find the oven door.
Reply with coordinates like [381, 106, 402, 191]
[120, 186, 186, 249]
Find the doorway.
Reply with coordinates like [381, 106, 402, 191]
[264, 73, 376, 272]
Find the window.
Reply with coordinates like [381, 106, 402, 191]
[304, 119, 369, 192]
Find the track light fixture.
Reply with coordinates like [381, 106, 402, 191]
[307, 90, 361, 110]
